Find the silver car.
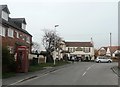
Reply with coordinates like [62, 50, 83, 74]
[95, 56, 112, 63]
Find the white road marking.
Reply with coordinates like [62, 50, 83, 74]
[82, 72, 86, 76]
[87, 67, 91, 70]
[86, 64, 95, 71]
[82, 64, 95, 77]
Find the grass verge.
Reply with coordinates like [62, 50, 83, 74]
[2, 72, 16, 78]
[29, 61, 70, 72]
[3, 61, 70, 78]
[28, 64, 44, 72]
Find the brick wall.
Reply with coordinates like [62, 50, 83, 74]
[2, 26, 32, 54]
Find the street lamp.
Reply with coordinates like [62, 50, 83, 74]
[53, 25, 59, 65]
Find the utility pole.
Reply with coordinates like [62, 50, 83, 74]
[110, 33, 112, 57]
[110, 33, 112, 47]
[91, 37, 94, 60]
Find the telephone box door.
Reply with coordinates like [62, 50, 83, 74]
[16, 46, 29, 73]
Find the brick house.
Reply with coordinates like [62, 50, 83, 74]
[0, 5, 32, 54]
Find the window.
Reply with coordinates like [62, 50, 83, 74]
[26, 36, 30, 43]
[84, 47, 90, 53]
[22, 23, 26, 30]
[22, 36, 25, 41]
[70, 48, 73, 53]
[2, 11, 9, 21]
[0, 26, 1, 36]
[76, 47, 82, 51]
[68, 47, 70, 52]
[15, 31, 19, 38]
[19, 34, 23, 39]
[0, 26, 6, 37]
[8, 28, 14, 38]
[83, 48, 85, 52]
[89, 47, 91, 52]
[73, 48, 76, 52]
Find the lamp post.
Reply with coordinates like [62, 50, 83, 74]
[53, 25, 59, 65]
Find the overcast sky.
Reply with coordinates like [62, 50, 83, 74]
[1, 0, 119, 49]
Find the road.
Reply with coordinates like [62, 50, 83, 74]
[15, 62, 118, 85]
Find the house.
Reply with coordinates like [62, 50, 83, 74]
[98, 46, 120, 58]
[0, 5, 32, 54]
[59, 40, 70, 60]
[98, 47, 107, 56]
[106, 46, 120, 57]
[52, 40, 69, 60]
[65, 41, 94, 60]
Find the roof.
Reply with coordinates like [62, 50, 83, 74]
[2, 19, 32, 36]
[0, 5, 32, 37]
[10, 18, 27, 24]
[98, 47, 107, 51]
[65, 42, 93, 47]
[1, 5, 10, 14]
[108, 46, 120, 53]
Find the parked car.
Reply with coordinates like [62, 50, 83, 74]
[95, 56, 112, 63]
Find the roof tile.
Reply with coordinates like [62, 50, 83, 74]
[65, 42, 93, 47]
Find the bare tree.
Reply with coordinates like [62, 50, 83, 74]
[32, 42, 41, 53]
[42, 29, 62, 62]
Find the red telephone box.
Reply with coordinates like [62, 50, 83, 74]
[16, 46, 29, 73]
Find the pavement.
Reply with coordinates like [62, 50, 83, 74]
[111, 66, 120, 77]
[2, 63, 72, 86]
[111, 66, 120, 87]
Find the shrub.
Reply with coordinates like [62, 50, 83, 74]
[2, 46, 16, 72]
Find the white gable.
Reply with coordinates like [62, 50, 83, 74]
[101, 47, 106, 50]
[106, 47, 111, 56]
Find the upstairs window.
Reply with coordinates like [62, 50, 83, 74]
[73, 48, 76, 52]
[0, 26, 6, 37]
[2, 11, 9, 21]
[8, 28, 14, 38]
[15, 31, 19, 38]
[22, 23, 26, 30]
[69, 48, 73, 53]
[0, 26, 1, 36]
[26, 36, 30, 43]
[84, 47, 90, 53]
[22, 36, 25, 41]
